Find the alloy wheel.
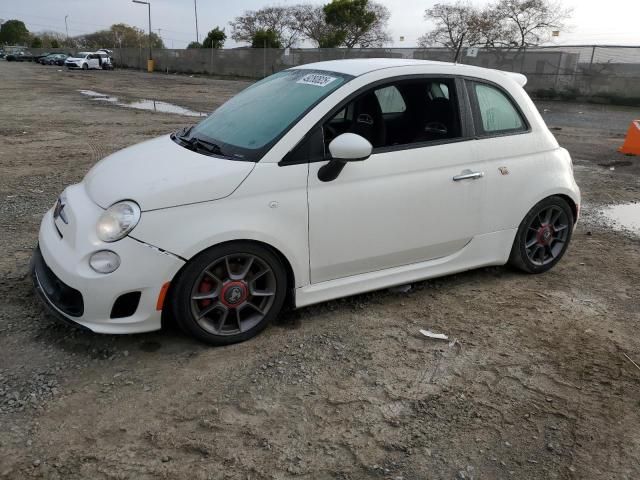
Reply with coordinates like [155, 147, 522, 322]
[524, 205, 570, 266]
[190, 254, 277, 336]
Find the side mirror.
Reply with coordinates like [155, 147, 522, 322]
[318, 133, 372, 182]
[328, 133, 372, 162]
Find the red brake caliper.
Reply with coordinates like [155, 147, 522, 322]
[198, 278, 213, 307]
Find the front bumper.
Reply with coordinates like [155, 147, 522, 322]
[31, 184, 185, 334]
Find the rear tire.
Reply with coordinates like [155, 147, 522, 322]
[508, 196, 574, 274]
[170, 242, 287, 346]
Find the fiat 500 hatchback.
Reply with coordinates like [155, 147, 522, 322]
[31, 59, 580, 345]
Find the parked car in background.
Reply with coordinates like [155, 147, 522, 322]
[33, 52, 53, 63]
[38, 53, 57, 65]
[65, 51, 110, 70]
[0, 50, 5, 59]
[96, 50, 114, 70]
[31, 59, 580, 346]
[40, 53, 69, 66]
[5, 50, 34, 62]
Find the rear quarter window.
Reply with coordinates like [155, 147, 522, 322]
[470, 82, 526, 135]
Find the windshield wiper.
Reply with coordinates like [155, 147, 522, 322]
[173, 125, 193, 143]
[172, 126, 225, 157]
[190, 137, 224, 155]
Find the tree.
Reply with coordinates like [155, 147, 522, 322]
[419, 0, 571, 50]
[287, 4, 339, 47]
[76, 23, 164, 49]
[418, 2, 481, 50]
[37, 31, 72, 48]
[202, 27, 226, 48]
[323, 0, 391, 48]
[30, 36, 42, 48]
[0, 19, 30, 45]
[187, 41, 202, 49]
[251, 29, 282, 48]
[494, 0, 571, 47]
[230, 6, 300, 48]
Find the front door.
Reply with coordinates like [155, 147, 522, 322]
[307, 77, 486, 284]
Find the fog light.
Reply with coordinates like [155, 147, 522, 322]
[89, 250, 121, 274]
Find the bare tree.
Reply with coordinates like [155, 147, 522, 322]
[420, 0, 571, 51]
[418, 2, 481, 51]
[229, 6, 302, 48]
[469, 7, 508, 48]
[494, 0, 572, 47]
[290, 4, 334, 47]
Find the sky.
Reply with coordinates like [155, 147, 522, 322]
[0, 0, 638, 49]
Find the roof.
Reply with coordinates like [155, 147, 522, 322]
[293, 58, 527, 87]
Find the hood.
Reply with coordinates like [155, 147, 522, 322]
[84, 135, 255, 211]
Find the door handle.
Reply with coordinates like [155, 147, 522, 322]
[453, 169, 484, 181]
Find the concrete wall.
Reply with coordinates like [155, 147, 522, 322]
[22, 47, 640, 103]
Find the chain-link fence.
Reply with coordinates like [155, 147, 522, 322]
[27, 45, 640, 103]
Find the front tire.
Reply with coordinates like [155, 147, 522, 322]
[82, 63, 88, 70]
[509, 196, 574, 274]
[170, 242, 287, 346]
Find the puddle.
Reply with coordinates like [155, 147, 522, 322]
[600, 203, 640, 236]
[79, 90, 206, 117]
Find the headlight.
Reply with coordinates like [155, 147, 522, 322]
[96, 201, 141, 242]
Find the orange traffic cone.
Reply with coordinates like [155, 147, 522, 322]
[619, 120, 640, 156]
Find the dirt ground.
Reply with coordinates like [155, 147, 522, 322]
[0, 61, 639, 480]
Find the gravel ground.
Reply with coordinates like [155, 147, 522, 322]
[0, 61, 639, 479]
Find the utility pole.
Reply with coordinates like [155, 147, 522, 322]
[194, 0, 199, 44]
[64, 15, 69, 41]
[132, 0, 152, 62]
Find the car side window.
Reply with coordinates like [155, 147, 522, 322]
[323, 78, 462, 151]
[374, 86, 406, 114]
[471, 82, 525, 135]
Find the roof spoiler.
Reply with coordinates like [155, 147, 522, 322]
[502, 71, 527, 87]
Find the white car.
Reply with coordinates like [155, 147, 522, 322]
[96, 49, 114, 69]
[31, 59, 580, 345]
[65, 52, 102, 70]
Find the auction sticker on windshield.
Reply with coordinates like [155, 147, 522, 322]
[297, 73, 338, 87]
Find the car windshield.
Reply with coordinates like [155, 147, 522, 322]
[184, 69, 350, 162]
[74, 52, 90, 58]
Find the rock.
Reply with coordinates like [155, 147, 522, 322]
[161, 455, 170, 462]
[33, 459, 41, 467]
